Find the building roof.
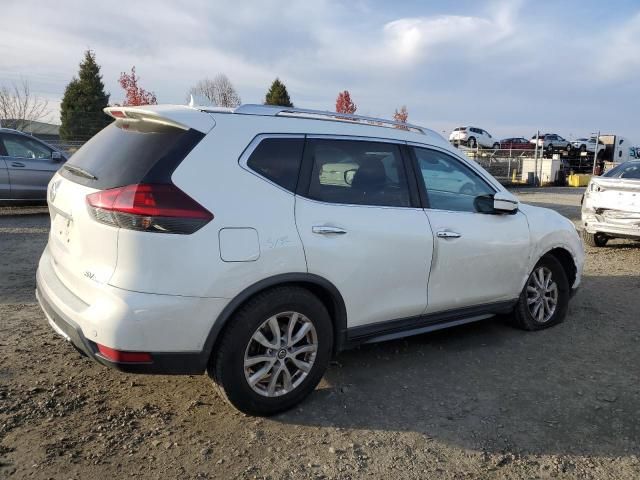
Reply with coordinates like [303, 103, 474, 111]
[0, 119, 60, 136]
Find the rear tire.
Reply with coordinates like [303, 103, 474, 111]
[512, 254, 570, 331]
[468, 137, 477, 148]
[582, 230, 608, 247]
[210, 286, 333, 416]
[493, 142, 500, 150]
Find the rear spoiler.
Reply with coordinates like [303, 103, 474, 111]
[103, 106, 216, 133]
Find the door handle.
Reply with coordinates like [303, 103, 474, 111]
[11, 162, 25, 167]
[312, 225, 347, 235]
[436, 231, 461, 239]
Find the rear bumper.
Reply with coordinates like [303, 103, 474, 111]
[36, 245, 229, 374]
[37, 284, 207, 374]
[582, 213, 640, 239]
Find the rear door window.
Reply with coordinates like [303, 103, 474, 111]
[303, 139, 411, 208]
[246, 138, 304, 192]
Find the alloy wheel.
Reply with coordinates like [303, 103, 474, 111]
[244, 312, 318, 397]
[526, 266, 558, 323]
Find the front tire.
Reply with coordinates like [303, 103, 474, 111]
[210, 287, 333, 416]
[468, 137, 477, 148]
[582, 230, 608, 247]
[512, 254, 570, 331]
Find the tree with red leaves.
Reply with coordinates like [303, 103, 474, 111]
[393, 105, 408, 124]
[335, 90, 357, 115]
[118, 66, 157, 106]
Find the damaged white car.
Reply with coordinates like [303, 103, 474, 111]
[581, 160, 640, 246]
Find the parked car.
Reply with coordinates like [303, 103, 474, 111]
[571, 137, 604, 153]
[0, 128, 67, 200]
[449, 126, 500, 149]
[37, 104, 584, 415]
[499, 137, 535, 150]
[581, 160, 640, 246]
[530, 133, 571, 152]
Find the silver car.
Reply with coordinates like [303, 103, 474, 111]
[0, 128, 67, 200]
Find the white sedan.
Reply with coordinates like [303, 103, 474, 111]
[581, 160, 640, 246]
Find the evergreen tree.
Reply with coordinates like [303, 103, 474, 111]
[60, 50, 110, 140]
[264, 78, 293, 107]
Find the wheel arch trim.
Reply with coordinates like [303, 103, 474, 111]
[521, 244, 581, 294]
[201, 273, 348, 367]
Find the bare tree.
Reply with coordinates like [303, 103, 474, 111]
[188, 74, 241, 108]
[0, 79, 50, 130]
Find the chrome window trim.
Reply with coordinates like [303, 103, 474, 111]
[240, 134, 417, 208]
[295, 194, 424, 212]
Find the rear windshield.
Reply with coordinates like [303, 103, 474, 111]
[59, 122, 204, 189]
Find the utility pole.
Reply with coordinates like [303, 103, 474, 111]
[533, 130, 539, 186]
[592, 130, 601, 175]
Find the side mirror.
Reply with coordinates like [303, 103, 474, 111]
[493, 190, 519, 213]
[51, 151, 63, 162]
[474, 191, 519, 214]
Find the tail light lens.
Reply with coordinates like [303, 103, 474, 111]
[97, 344, 152, 363]
[86, 183, 213, 234]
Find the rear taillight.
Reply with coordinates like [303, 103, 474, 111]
[97, 344, 152, 363]
[86, 183, 213, 234]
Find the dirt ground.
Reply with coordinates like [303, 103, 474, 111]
[1, 188, 639, 479]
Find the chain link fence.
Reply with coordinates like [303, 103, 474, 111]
[457, 146, 600, 186]
[47, 140, 86, 155]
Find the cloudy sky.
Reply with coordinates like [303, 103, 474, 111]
[2, 0, 639, 143]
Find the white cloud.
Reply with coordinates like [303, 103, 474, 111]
[594, 12, 640, 81]
[0, 0, 638, 143]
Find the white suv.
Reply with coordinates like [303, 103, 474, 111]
[37, 105, 584, 415]
[449, 126, 499, 149]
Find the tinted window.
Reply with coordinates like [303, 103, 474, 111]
[305, 139, 410, 207]
[59, 122, 204, 189]
[2, 134, 52, 159]
[603, 161, 640, 179]
[246, 138, 304, 192]
[414, 147, 494, 213]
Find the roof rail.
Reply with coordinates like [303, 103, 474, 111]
[202, 104, 427, 135]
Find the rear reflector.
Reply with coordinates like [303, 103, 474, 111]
[109, 110, 127, 118]
[86, 183, 213, 234]
[97, 344, 152, 363]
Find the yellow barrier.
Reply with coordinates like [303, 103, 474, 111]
[568, 174, 591, 187]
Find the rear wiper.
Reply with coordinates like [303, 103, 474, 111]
[63, 164, 97, 181]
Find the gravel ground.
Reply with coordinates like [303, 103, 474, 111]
[1, 189, 639, 479]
